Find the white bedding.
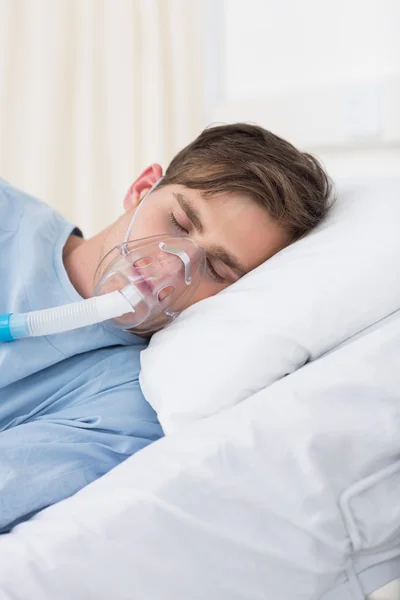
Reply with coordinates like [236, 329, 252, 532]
[0, 307, 399, 599]
[0, 178, 399, 599]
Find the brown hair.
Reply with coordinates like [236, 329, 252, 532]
[162, 123, 334, 240]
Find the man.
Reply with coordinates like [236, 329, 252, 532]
[0, 123, 332, 532]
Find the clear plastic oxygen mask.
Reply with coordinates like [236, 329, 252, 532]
[93, 176, 206, 335]
[93, 233, 206, 335]
[0, 178, 206, 342]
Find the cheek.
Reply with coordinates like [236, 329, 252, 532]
[187, 279, 228, 306]
[133, 214, 167, 239]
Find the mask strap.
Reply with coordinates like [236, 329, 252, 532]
[123, 176, 164, 248]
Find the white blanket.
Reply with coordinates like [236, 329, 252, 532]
[0, 309, 399, 599]
[1, 178, 399, 599]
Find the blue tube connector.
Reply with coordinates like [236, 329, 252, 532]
[0, 314, 15, 342]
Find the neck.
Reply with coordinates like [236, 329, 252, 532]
[63, 227, 112, 299]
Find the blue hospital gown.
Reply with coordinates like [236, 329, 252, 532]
[0, 180, 163, 532]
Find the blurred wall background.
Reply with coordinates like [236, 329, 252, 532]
[0, 0, 209, 235]
[214, 0, 400, 182]
[0, 0, 398, 236]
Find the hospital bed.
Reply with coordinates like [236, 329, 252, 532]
[369, 581, 400, 600]
[0, 177, 399, 599]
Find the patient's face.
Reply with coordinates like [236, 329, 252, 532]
[108, 178, 290, 307]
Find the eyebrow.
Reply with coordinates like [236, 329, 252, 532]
[175, 192, 204, 234]
[209, 245, 248, 278]
[174, 192, 248, 278]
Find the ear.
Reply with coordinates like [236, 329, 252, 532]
[123, 164, 163, 211]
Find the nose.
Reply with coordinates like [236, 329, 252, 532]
[159, 242, 192, 285]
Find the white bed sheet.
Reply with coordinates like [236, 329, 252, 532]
[0, 308, 399, 599]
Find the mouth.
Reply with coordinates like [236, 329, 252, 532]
[131, 266, 155, 299]
[131, 267, 176, 304]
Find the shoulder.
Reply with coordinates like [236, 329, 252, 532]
[0, 179, 54, 233]
[0, 179, 23, 232]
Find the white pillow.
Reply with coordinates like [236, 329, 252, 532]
[140, 178, 400, 433]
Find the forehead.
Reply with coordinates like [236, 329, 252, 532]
[171, 184, 261, 219]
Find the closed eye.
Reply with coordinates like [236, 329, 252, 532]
[206, 257, 225, 283]
[168, 212, 230, 283]
[168, 212, 188, 234]
[169, 212, 226, 283]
